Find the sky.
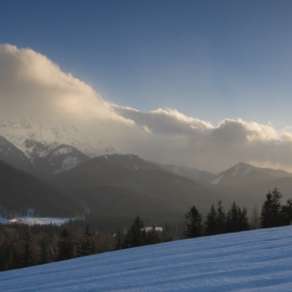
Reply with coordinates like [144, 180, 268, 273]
[1, 0, 292, 126]
[1, 1, 292, 172]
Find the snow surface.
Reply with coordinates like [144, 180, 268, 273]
[8, 217, 71, 226]
[2, 226, 292, 291]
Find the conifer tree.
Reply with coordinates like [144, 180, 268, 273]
[145, 226, 161, 244]
[22, 228, 37, 267]
[114, 230, 124, 250]
[184, 205, 202, 238]
[261, 188, 283, 228]
[216, 201, 226, 234]
[226, 202, 249, 232]
[58, 228, 76, 260]
[280, 199, 292, 225]
[123, 216, 146, 248]
[79, 225, 96, 256]
[205, 204, 218, 235]
[250, 206, 260, 229]
[239, 207, 249, 231]
[40, 237, 50, 264]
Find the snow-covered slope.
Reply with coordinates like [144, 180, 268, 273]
[1, 226, 292, 291]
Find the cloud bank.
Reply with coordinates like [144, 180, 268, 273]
[1, 44, 292, 172]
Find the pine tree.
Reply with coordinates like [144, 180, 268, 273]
[79, 225, 96, 256]
[280, 199, 292, 225]
[123, 217, 146, 248]
[226, 202, 249, 232]
[58, 228, 76, 260]
[184, 205, 202, 238]
[250, 206, 260, 229]
[40, 237, 50, 264]
[162, 224, 173, 242]
[239, 207, 249, 231]
[261, 188, 284, 228]
[216, 201, 226, 234]
[114, 230, 124, 250]
[145, 226, 161, 244]
[22, 228, 37, 267]
[205, 204, 218, 235]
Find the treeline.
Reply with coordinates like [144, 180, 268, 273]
[184, 188, 292, 238]
[115, 217, 172, 249]
[1, 188, 292, 271]
[184, 201, 249, 238]
[0, 223, 114, 271]
[0, 219, 172, 271]
[261, 188, 292, 228]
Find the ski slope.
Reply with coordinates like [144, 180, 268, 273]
[1, 226, 292, 291]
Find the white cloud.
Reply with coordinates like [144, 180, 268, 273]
[113, 106, 292, 172]
[1, 44, 292, 173]
[0, 44, 138, 155]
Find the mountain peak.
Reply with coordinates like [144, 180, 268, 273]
[211, 162, 292, 185]
[227, 162, 254, 177]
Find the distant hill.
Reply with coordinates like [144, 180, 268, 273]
[0, 160, 79, 216]
[209, 162, 292, 209]
[53, 154, 216, 228]
[162, 164, 215, 183]
[0, 136, 33, 172]
[211, 162, 292, 186]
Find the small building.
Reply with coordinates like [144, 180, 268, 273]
[142, 226, 163, 233]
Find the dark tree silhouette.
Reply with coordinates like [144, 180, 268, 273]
[216, 201, 226, 234]
[58, 228, 76, 260]
[205, 204, 218, 235]
[261, 188, 283, 228]
[184, 205, 202, 238]
[123, 216, 146, 248]
[226, 202, 249, 232]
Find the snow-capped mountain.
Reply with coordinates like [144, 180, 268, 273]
[207, 162, 292, 210]
[0, 118, 117, 161]
[211, 162, 292, 186]
[0, 116, 116, 175]
[0, 132, 89, 175]
[25, 140, 89, 175]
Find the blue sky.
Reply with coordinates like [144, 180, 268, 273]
[1, 0, 292, 126]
